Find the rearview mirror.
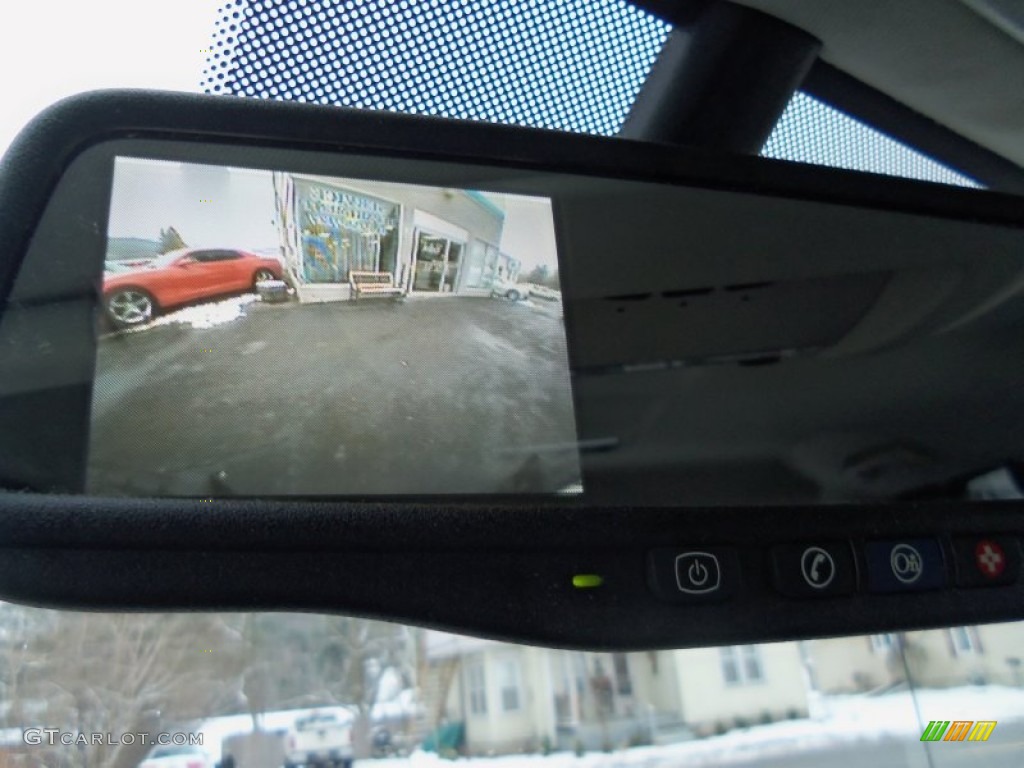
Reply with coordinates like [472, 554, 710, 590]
[0, 90, 1022, 649]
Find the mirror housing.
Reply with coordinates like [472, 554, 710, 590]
[1, 90, 1023, 649]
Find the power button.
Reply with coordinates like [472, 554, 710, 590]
[676, 552, 721, 593]
[649, 548, 739, 603]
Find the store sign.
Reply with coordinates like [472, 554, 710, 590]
[418, 238, 446, 258]
[300, 183, 397, 236]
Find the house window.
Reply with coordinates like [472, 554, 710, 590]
[949, 627, 982, 656]
[741, 646, 764, 682]
[869, 634, 896, 653]
[720, 646, 764, 685]
[498, 659, 521, 712]
[467, 661, 487, 715]
[721, 648, 740, 685]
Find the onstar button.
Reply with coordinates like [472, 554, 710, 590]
[952, 536, 1020, 588]
[865, 539, 945, 593]
[648, 548, 739, 603]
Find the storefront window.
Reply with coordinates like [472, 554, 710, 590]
[462, 240, 501, 290]
[293, 180, 399, 283]
[411, 230, 468, 294]
[413, 234, 448, 292]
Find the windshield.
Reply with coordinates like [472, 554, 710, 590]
[146, 250, 192, 268]
[2, 6, 1020, 768]
[2, 606, 1021, 767]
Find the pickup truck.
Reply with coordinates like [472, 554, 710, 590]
[138, 744, 213, 768]
[283, 712, 354, 768]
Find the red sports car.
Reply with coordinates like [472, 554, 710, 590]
[103, 247, 284, 327]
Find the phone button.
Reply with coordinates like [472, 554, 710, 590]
[772, 542, 857, 598]
[648, 548, 739, 603]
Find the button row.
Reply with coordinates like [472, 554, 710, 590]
[648, 535, 1021, 603]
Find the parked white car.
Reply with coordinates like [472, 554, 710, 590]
[490, 277, 530, 301]
[522, 282, 561, 301]
[284, 712, 354, 768]
[139, 744, 213, 768]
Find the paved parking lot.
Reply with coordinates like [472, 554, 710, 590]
[88, 296, 579, 496]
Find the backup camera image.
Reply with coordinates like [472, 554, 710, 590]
[87, 158, 580, 496]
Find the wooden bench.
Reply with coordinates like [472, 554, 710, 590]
[349, 271, 404, 300]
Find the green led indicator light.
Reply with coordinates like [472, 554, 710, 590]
[572, 574, 604, 589]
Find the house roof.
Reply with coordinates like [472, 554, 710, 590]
[424, 630, 509, 660]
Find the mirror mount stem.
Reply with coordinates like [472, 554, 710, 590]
[620, 1, 821, 153]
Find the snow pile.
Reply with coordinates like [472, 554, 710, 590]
[818, 684, 1024, 740]
[123, 294, 262, 333]
[373, 687, 423, 721]
[0, 728, 23, 747]
[369, 685, 1024, 768]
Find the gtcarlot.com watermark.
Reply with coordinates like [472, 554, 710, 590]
[23, 729, 202, 747]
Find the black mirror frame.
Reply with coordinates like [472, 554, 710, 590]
[1, 90, 1023, 649]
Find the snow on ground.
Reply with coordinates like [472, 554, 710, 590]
[115, 291, 546, 336]
[365, 686, 1024, 768]
[195, 686, 1024, 765]
[811, 684, 1024, 740]
[374, 688, 423, 721]
[120, 293, 262, 334]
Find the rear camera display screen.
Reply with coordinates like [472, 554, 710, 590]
[87, 158, 580, 496]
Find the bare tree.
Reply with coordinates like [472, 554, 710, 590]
[15, 611, 244, 768]
[4, 607, 420, 768]
[219, 614, 417, 755]
[157, 227, 187, 254]
[314, 618, 414, 757]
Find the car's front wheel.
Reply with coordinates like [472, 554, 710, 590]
[105, 288, 156, 328]
[506, 289, 521, 301]
[253, 268, 277, 287]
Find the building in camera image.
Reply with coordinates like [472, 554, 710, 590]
[273, 173, 522, 303]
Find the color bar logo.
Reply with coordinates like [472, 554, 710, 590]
[920, 720, 997, 742]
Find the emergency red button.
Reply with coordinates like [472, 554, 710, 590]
[975, 540, 1006, 578]
[953, 536, 1020, 588]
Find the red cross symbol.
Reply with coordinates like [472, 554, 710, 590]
[975, 540, 1006, 578]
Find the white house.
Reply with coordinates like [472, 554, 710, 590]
[806, 621, 1024, 693]
[421, 632, 810, 755]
